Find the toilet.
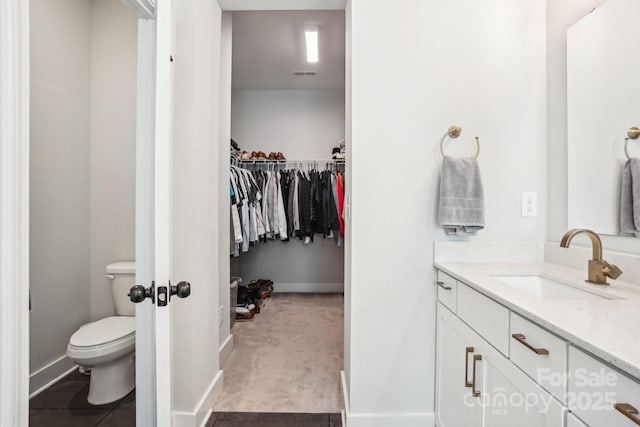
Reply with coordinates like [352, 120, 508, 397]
[67, 261, 136, 405]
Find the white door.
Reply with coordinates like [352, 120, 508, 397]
[129, 0, 191, 425]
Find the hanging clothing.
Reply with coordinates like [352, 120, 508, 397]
[229, 163, 345, 257]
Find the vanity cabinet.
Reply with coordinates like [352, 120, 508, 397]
[435, 303, 482, 427]
[436, 303, 564, 427]
[568, 347, 640, 427]
[510, 312, 568, 403]
[436, 271, 458, 313]
[566, 413, 588, 427]
[435, 268, 640, 427]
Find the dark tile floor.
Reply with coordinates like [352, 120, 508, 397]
[29, 370, 135, 427]
[30, 370, 342, 427]
[206, 412, 342, 427]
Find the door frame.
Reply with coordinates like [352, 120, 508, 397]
[0, 0, 30, 426]
[122, 2, 158, 426]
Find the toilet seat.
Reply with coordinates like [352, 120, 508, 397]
[68, 316, 135, 355]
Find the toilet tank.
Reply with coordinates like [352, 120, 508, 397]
[106, 262, 136, 316]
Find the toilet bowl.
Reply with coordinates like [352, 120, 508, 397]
[67, 316, 135, 404]
[67, 261, 136, 405]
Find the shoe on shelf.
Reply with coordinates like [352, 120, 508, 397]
[240, 151, 251, 160]
[257, 151, 268, 160]
[276, 152, 286, 160]
[250, 151, 259, 160]
[268, 152, 277, 160]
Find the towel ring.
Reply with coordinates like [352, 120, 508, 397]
[440, 125, 480, 158]
[625, 127, 639, 160]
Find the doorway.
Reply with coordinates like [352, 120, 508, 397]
[216, 9, 347, 415]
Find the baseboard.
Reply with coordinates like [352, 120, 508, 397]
[173, 370, 224, 427]
[341, 371, 434, 427]
[341, 371, 349, 426]
[219, 334, 234, 368]
[29, 355, 77, 398]
[273, 282, 344, 293]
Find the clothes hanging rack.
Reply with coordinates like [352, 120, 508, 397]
[624, 126, 639, 160]
[440, 125, 480, 159]
[233, 159, 345, 171]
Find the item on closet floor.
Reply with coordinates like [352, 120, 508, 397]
[620, 157, 640, 237]
[230, 278, 240, 329]
[247, 279, 274, 299]
[235, 305, 255, 321]
[439, 156, 485, 236]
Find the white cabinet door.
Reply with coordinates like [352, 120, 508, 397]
[436, 302, 565, 427]
[566, 413, 588, 427]
[436, 303, 483, 427]
[479, 332, 565, 427]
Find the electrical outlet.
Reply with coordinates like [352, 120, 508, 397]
[219, 305, 224, 328]
[522, 192, 537, 217]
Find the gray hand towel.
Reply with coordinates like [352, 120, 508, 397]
[439, 156, 485, 236]
[620, 158, 640, 237]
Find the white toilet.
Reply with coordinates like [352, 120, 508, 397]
[67, 261, 136, 405]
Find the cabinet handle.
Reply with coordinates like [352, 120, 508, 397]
[437, 281, 452, 290]
[471, 354, 482, 397]
[464, 346, 474, 387]
[614, 403, 640, 425]
[512, 333, 549, 355]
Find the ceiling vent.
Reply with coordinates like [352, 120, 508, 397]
[294, 71, 316, 76]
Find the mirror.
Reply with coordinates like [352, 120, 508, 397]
[567, 0, 640, 236]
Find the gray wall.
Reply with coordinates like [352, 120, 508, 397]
[29, 0, 137, 385]
[230, 89, 345, 289]
[546, 0, 640, 255]
[30, 0, 91, 376]
[89, 0, 137, 321]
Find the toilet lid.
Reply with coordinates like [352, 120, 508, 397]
[70, 316, 135, 347]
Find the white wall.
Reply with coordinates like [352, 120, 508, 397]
[230, 89, 345, 292]
[89, 0, 137, 321]
[546, 0, 640, 255]
[172, 0, 222, 422]
[346, 0, 546, 424]
[29, 0, 91, 381]
[231, 90, 345, 159]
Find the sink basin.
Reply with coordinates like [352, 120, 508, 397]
[490, 274, 624, 300]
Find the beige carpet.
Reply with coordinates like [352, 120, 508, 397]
[214, 293, 344, 413]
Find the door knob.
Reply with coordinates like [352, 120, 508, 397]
[128, 283, 155, 303]
[170, 281, 191, 299]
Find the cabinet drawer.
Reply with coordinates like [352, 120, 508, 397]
[569, 346, 640, 426]
[566, 413, 587, 427]
[457, 282, 510, 355]
[510, 312, 568, 403]
[436, 271, 457, 313]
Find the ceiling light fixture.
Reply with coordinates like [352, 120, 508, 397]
[305, 26, 319, 63]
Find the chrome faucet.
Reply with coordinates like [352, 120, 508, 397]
[560, 229, 623, 285]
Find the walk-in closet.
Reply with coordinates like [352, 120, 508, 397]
[216, 10, 347, 414]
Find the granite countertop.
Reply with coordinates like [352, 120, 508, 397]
[434, 261, 640, 381]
